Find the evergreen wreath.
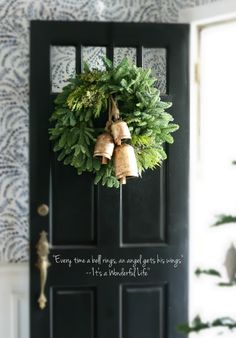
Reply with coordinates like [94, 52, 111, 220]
[49, 57, 179, 188]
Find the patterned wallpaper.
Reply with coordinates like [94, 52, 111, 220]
[0, 0, 220, 262]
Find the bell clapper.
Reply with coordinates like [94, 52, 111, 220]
[120, 177, 126, 185]
[102, 156, 108, 165]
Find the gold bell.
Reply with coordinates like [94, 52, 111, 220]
[93, 132, 115, 164]
[111, 120, 131, 146]
[114, 144, 138, 184]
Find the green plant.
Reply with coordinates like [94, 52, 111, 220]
[178, 315, 236, 334]
[49, 57, 179, 188]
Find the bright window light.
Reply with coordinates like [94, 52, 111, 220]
[190, 21, 236, 338]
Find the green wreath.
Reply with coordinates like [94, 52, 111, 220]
[49, 57, 179, 188]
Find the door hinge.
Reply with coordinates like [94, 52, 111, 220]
[194, 62, 200, 84]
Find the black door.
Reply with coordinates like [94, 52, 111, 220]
[30, 21, 189, 338]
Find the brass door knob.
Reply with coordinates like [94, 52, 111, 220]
[37, 204, 49, 216]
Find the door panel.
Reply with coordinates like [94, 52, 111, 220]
[122, 168, 166, 244]
[51, 160, 97, 246]
[122, 285, 166, 338]
[53, 287, 96, 338]
[30, 21, 189, 338]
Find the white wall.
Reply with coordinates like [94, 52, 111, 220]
[0, 264, 29, 338]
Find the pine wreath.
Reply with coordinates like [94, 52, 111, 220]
[49, 57, 179, 188]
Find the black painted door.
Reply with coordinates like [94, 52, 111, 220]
[30, 21, 189, 338]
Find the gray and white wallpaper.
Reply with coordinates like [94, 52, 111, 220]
[0, 0, 221, 262]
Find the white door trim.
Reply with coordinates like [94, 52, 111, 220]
[0, 263, 29, 338]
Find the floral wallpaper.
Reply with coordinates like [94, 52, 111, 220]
[0, 0, 221, 262]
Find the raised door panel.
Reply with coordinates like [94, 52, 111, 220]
[52, 287, 96, 338]
[51, 157, 98, 246]
[122, 166, 167, 245]
[122, 285, 166, 338]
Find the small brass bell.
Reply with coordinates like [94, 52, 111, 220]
[114, 144, 138, 184]
[111, 121, 131, 146]
[93, 132, 115, 164]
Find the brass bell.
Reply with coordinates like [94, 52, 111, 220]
[93, 132, 115, 164]
[114, 144, 138, 184]
[111, 120, 131, 146]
